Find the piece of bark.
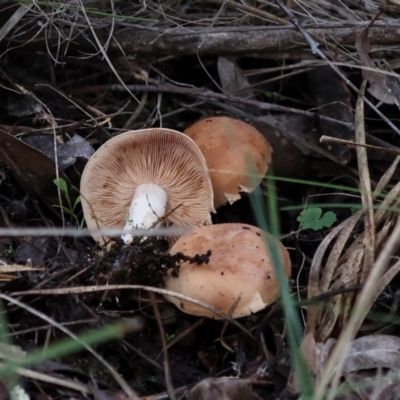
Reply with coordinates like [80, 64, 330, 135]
[111, 23, 400, 57]
[4, 22, 400, 60]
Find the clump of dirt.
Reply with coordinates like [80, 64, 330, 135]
[66, 236, 212, 313]
[85, 236, 211, 287]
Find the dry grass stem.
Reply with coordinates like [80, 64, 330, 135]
[354, 80, 375, 282]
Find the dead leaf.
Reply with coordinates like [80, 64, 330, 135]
[377, 381, 400, 400]
[355, 28, 400, 107]
[344, 335, 400, 374]
[385, 71, 400, 108]
[23, 133, 94, 170]
[377, 0, 400, 13]
[217, 56, 260, 116]
[344, 371, 400, 400]
[187, 377, 262, 400]
[0, 125, 69, 201]
[288, 334, 400, 397]
[92, 389, 130, 400]
[4, 92, 43, 118]
[217, 57, 252, 98]
[13, 237, 48, 267]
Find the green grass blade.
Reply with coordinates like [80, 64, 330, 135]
[249, 167, 314, 396]
[0, 321, 131, 377]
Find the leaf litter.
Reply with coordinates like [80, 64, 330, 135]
[2, 0, 400, 399]
[355, 25, 400, 108]
[289, 332, 400, 399]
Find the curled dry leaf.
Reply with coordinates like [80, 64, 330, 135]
[355, 27, 400, 107]
[187, 377, 262, 400]
[92, 388, 131, 400]
[288, 334, 400, 395]
[343, 335, 400, 374]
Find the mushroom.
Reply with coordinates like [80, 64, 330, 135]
[80, 128, 215, 244]
[164, 223, 291, 319]
[184, 117, 273, 208]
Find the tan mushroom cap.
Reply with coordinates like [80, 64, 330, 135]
[184, 117, 273, 208]
[164, 223, 291, 319]
[80, 128, 215, 244]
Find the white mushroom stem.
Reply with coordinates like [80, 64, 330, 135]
[121, 183, 168, 243]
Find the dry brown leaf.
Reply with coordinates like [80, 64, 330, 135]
[376, 381, 400, 400]
[344, 335, 400, 374]
[186, 377, 262, 400]
[344, 372, 400, 400]
[290, 334, 400, 397]
[92, 388, 130, 400]
[377, 0, 400, 12]
[0, 126, 69, 201]
[217, 57, 252, 99]
[355, 28, 400, 107]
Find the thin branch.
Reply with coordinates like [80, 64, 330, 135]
[71, 83, 354, 129]
[110, 22, 400, 57]
[13, 21, 400, 59]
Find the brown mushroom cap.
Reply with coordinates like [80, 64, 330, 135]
[184, 117, 273, 208]
[164, 223, 291, 319]
[80, 128, 215, 244]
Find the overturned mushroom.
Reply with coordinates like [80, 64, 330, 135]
[184, 117, 273, 208]
[80, 128, 215, 244]
[164, 223, 291, 319]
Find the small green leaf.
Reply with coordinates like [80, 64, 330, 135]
[73, 195, 81, 210]
[53, 178, 68, 196]
[53, 178, 72, 208]
[297, 207, 337, 231]
[53, 205, 75, 217]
